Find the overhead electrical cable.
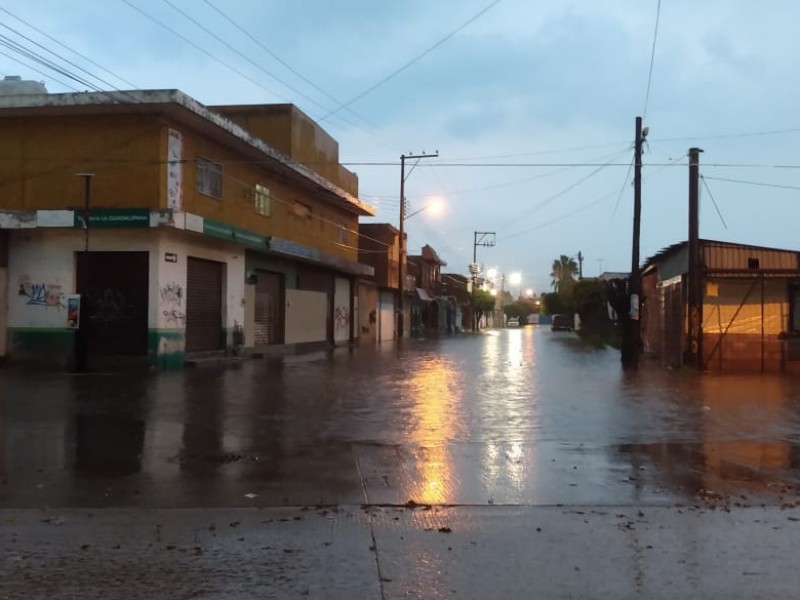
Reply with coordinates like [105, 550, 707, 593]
[642, 0, 662, 120]
[319, 0, 501, 121]
[159, 0, 361, 130]
[199, 0, 381, 131]
[700, 175, 728, 229]
[701, 176, 800, 192]
[0, 5, 138, 89]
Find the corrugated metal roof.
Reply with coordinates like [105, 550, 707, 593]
[644, 239, 800, 269]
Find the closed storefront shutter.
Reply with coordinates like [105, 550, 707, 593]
[254, 270, 283, 345]
[186, 257, 223, 353]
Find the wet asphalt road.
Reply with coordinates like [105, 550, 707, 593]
[2, 325, 799, 509]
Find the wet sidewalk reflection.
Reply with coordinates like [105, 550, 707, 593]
[1, 327, 799, 508]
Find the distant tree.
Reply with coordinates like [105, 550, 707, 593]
[550, 255, 578, 294]
[503, 301, 531, 319]
[473, 289, 496, 328]
[540, 291, 567, 316]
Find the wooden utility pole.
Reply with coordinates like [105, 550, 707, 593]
[622, 117, 645, 369]
[687, 147, 704, 369]
[577, 251, 583, 279]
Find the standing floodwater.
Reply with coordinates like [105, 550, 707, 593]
[1, 326, 799, 508]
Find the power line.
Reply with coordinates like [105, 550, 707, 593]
[0, 51, 80, 92]
[651, 127, 800, 143]
[499, 188, 620, 242]
[342, 161, 800, 169]
[199, 0, 381, 132]
[496, 149, 631, 231]
[702, 176, 800, 192]
[611, 154, 635, 221]
[319, 0, 501, 121]
[119, 0, 287, 102]
[700, 175, 728, 229]
[642, 0, 662, 120]
[0, 5, 138, 89]
[159, 0, 361, 130]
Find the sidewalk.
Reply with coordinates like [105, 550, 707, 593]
[2, 504, 799, 599]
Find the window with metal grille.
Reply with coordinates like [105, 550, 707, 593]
[338, 224, 348, 244]
[255, 183, 271, 216]
[196, 158, 222, 199]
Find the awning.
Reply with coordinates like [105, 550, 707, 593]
[415, 287, 433, 301]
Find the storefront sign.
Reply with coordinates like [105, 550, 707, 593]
[202, 218, 269, 248]
[74, 209, 150, 228]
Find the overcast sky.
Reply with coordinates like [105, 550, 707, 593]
[2, 0, 799, 292]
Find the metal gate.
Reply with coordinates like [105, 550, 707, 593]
[77, 251, 149, 357]
[661, 279, 684, 367]
[254, 270, 283, 345]
[185, 257, 224, 353]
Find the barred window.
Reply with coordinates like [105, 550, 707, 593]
[338, 224, 348, 244]
[196, 158, 222, 199]
[255, 183, 271, 216]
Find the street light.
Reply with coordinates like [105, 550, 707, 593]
[398, 152, 438, 339]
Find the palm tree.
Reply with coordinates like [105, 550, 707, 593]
[550, 255, 578, 294]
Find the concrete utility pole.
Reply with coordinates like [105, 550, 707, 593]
[471, 231, 495, 331]
[687, 147, 704, 369]
[397, 152, 437, 339]
[622, 117, 646, 369]
[75, 172, 94, 373]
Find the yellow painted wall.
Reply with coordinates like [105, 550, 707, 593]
[0, 114, 162, 210]
[0, 109, 359, 262]
[176, 124, 359, 261]
[210, 104, 358, 196]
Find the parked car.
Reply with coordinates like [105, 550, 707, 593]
[551, 314, 573, 332]
[507, 317, 520, 327]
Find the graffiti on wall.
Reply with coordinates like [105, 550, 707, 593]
[88, 289, 138, 324]
[160, 281, 186, 327]
[18, 276, 65, 308]
[334, 306, 350, 330]
[163, 309, 186, 325]
[159, 282, 183, 307]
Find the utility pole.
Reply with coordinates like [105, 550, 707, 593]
[397, 152, 437, 339]
[577, 251, 584, 279]
[75, 172, 94, 373]
[622, 117, 646, 369]
[471, 231, 495, 331]
[687, 147, 704, 369]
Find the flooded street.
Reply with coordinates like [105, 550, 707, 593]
[4, 329, 800, 599]
[2, 327, 799, 509]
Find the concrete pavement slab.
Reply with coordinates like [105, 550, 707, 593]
[2, 505, 800, 599]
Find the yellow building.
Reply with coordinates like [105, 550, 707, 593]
[0, 84, 375, 369]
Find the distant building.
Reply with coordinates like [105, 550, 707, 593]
[407, 244, 453, 336]
[357, 223, 403, 343]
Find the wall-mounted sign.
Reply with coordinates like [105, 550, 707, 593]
[165, 252, 178, 263]
[66, 294, 81, 329]
[167, 129, 184, 210]
[74, 209, 150, 228]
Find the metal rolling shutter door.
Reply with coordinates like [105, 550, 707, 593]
[186, 257, 223, 352]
